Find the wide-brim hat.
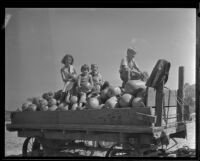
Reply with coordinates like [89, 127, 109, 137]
[127, 47, 136, 55]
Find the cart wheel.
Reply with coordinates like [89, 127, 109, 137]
[22, 137, 43, 157]
[105, 143, 137, 157]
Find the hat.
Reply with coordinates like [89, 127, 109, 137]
[127, 47, 136, 55]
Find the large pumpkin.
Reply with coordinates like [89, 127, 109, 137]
[57, 104, 69, 111]
[48, 98, 57, 106]
[71, 103, 78, 110]
[48, 105, 58, 111]
[32, 97, 43, 106]
[80, 82, 93, 93]
[136, 88, 146, 98]
[124, 80, 146, 95]
[100, 88, 109, 102]
[107, 86, 121, 98]
[37, 99, 48, 111]
[27, 104, 37, 111]
[131, 97, 145, 108]
[22, 102, 32, 111]
[119, 93, 133, 107]
[42, 91, 54, 100]
[86, 97, 100, 109]
[38, 105, 48, 111]
[104, 96, 118, 109]
[70, 96, 78, 104]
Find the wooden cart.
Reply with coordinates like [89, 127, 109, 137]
[6, 66, 188, 157]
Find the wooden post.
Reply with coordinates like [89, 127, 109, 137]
[155, 81, 164, 126]
[177, 66, 184, 122]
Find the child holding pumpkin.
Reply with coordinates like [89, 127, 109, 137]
[90, 64, 104, 93]
[77, 64, 94, 107]
[60, 54, 77, 103]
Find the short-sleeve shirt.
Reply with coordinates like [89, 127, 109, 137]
[79, 74, 91, 87]
[78, 74, 92, 93]
[90, 72, 103, 86]
[120, 56, 139, 73]
[61, 65, 76, 81]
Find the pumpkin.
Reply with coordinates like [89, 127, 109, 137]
[71, 103, 78, 110]
[38, 99, 48, 111]
[38, 105, 48, 111]
[32, 97, 43, 106]
[70, 96, 78, 104]
[104, 96, 118, 109]
[99, 104, 105, 109]
[119, 93, 133, 107]
[136, 88, 146, 98]
[131, 97, 145, 108]
[124, 80, 146, 95]
[48, 105, 58, 111]
[22, 102, 32, 111]
[107, 86, 121, 98]
[80, 82, 93, 93]
[57, 104, 69, 111]
[27, 104, 37, 111]
[48, 98, 57, 107]
[86, 97, 100, 109]
[100, 88, 109, 102]
[42, 91, 54, 100]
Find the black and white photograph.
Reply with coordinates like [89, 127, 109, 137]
[5, 8, 196, 157]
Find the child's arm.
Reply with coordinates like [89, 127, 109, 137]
[99, 73, 104, 86]
[60, 68, 66, 82]
[77, 75, 81, 89]
[89, 75, 94, 88]
[71, 67, 77, 79]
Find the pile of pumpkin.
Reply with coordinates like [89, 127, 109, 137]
[19, 80, 147, 112]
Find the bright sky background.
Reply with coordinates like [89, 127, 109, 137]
[5, 8, 196, 111]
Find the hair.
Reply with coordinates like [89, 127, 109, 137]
[61, 54, 74, 65]
[81, 64, 89, 72]
[91, 64, 98, 69]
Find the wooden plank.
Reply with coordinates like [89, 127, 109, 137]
[43, 131, 123, 142]
[18, 130, 42, 137]
[177, 66, 184, 122]
[146, 87, 156, 107]
[6, 123, 154, 133]
[136, 112, 156, 124]
[11, 111, 59, 125]
[58, 107, 152, 126]
[155, 82, 164, 126]
[10, 107, 152, 126]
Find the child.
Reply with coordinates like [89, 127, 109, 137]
[77, 64, 93, 107]
[90, 64, 104, 94]
[60, 54, 77, 103]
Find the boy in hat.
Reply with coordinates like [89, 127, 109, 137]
[119, 47, 143, 87]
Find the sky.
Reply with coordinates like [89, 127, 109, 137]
[5, 8, 196, 111]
